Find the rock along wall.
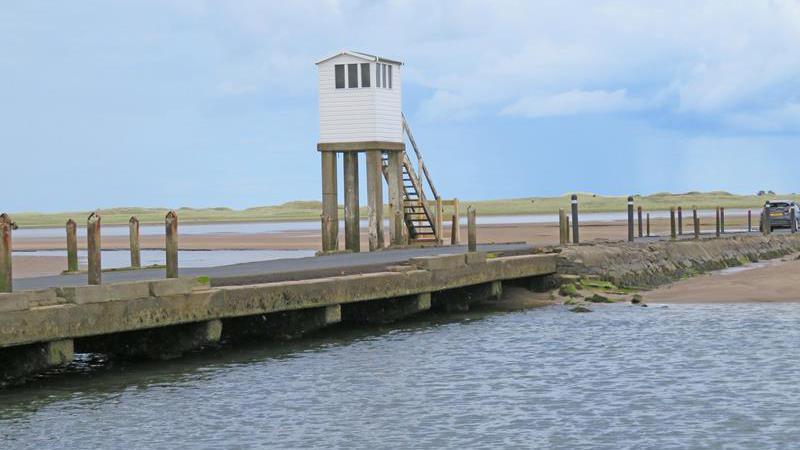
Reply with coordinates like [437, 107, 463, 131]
[556, 234, 800, 288]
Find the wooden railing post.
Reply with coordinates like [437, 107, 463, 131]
[747, 209, 752, 233]
[165, 210, 179, 279]
[467, 207, 477, 252]
[0, 213, 14, 293]
[637, 206, 643, 238]
[715, 207, 721, 237]
[435, 197, 443, 245]
[693, 207, 699, 240]
[452, 198, 461, 245]
[670, 207, 677, 240]
[129, 216, 141, 269]
[87, 212, 102, 285]
[66, 219, 78, 273]
[646, 213, 651, 237]
[677, 206, 683, 235]
[720, 207, 725, 234]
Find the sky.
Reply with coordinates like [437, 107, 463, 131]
[2, 0, 800, 212]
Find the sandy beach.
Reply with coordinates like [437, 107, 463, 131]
[643, 254, 800, 304]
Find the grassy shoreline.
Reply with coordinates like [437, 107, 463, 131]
[8, 192, 796, 228]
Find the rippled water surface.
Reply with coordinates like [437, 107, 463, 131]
[1, 303, 799, 449]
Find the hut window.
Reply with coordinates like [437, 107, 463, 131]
[388, 65, 392, 89]
[335, 64, 345, 89]
[381, 64, 387, 88]
[376, 63, 381, 88]
[361, 63, 370, 87]
[347, 64, 358, 88]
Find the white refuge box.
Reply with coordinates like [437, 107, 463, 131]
[316, 50, 403, 145]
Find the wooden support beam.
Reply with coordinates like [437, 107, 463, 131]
[343, 152, 360, 252]
[366, 150, 384, 251]
[321, 151, 339, 252]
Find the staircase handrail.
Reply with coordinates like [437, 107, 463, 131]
[402, 113, 440, 201]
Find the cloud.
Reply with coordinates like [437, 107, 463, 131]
[174, 0, 800, 131]
[500, 89, 645, 118]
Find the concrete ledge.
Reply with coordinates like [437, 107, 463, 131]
[409, 254, 466, 270]
[0, 289, 60, 312]
[149, 277, 211, 297]
[465, 252, 487, 265]
[57, 282, 152, 305]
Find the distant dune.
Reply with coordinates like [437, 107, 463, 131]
[7, 192, 797, 228]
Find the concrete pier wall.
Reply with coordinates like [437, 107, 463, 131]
[0, 252, 556, 385]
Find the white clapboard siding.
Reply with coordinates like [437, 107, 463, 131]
[318, 52, 402, 144]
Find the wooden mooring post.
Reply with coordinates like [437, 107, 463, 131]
[571, 194, 579, 244]
[66, 219, 78, 273]
[792, 208, 797, 234]
[165, 210, 179, 279]
[646, 213, 651, 237]
[558, 208, 567, 245]
[467, 207, 477, 252]
[129, 216, 141, 269]
[670, 207, 677, 240]
[693, 207, 700, 240]
[720, 207, 726, 234]
[677, 206, 683, 235]
[762, 209, 771, 236]
[87, 212, 101, 285]
[747, 209, 752, 233]
[627, 196, 635, 243]
[0, 213, 14, 293]
[715, 207, 721, 237]
[450, 214, 458, 245]
[637, 206, 643, 238]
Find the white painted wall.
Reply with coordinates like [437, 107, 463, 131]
[318, 54, 402, 144]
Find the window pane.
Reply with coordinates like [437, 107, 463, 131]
[376, 63, 381, 87]
[388, 65, 392, 89]
[335, 64, 345, 89]
[347, 64, 358, 88]
[361, 63, 370, 87]
[382, 64, 386, 88]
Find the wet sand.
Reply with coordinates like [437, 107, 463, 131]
[645, 255, 800, 304]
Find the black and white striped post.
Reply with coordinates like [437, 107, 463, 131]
[571, 194, 579, 244]
[627, 196, 635, 243]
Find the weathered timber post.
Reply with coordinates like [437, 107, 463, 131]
[637, 206, 643, 238]
[677, 206, 683, 235]
[565, 214, 570, 242]
[715, 207, 721, 237]
[627, 196, 635, 243]
[762, 208, 771, 236]
[693, 207, 700, 240]
[87, 212, 101, 285]
[0, 213, 13, 292]
[66, 219, 78, 273]
[720, 207, 726, 234]
[365, 150, 384, 251]
[343, 152, 360, 252]
[452, 198, 461, 245]
[129, 216, 141, 269]
[320, 151, 339, 252]
[646, 213, 651, 237]
[386, 151, 405, 246]
[435, 197, 444, 245]
[467, 207, 477, 252]
[670, 207, 677, 240]
[558, 208, 567, 245]
[450, 214, 458, 245]
[571, 194, 579, 244]
[792, 208, 797, 233]
[748, 209, 752, 233]
[165, 210, 179, 278]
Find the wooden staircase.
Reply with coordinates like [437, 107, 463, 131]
[381, 114, 441, 244]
